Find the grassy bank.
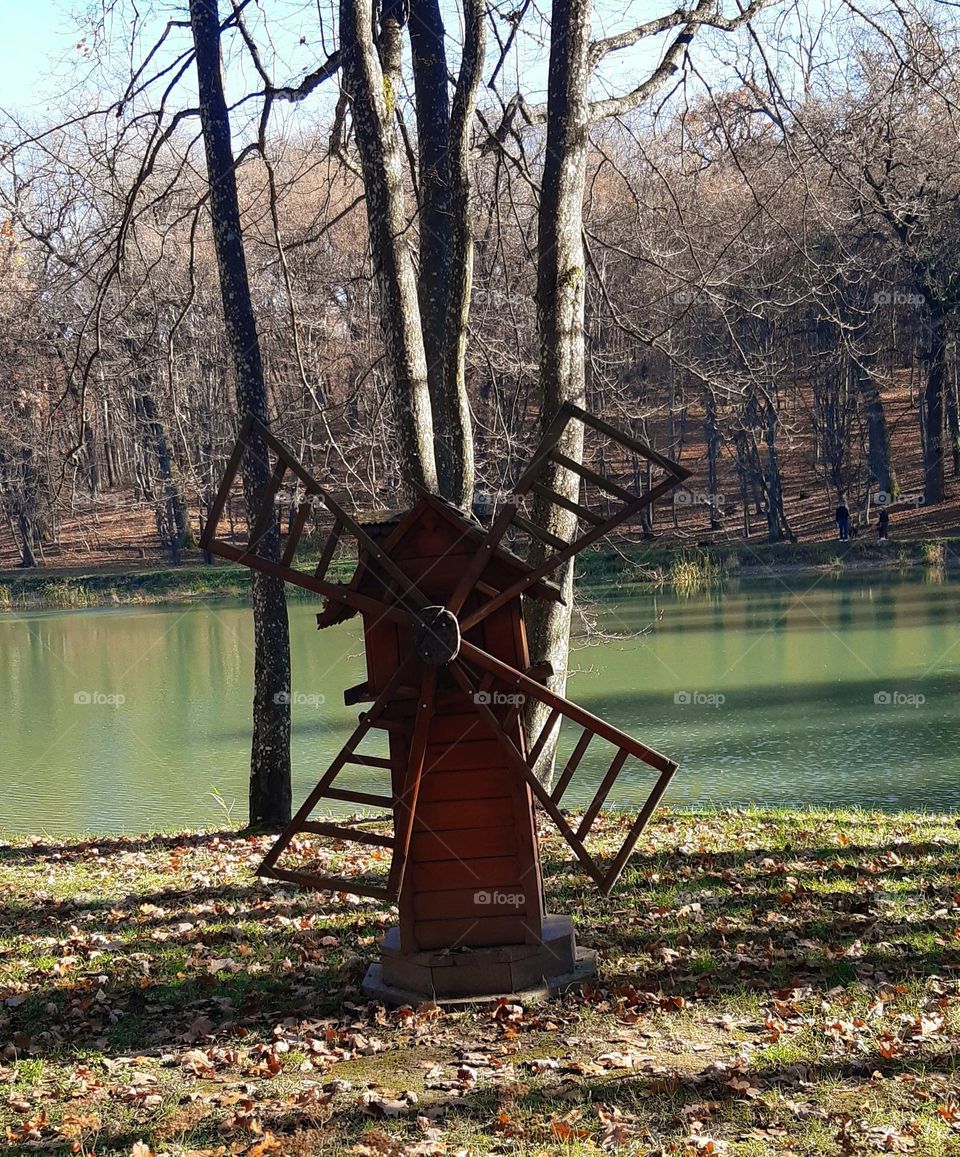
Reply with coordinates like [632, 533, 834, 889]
[1, 809, 958, 1155]
[574, 535, 960, 588]
[0, 557, 354, 611]
[2, 536, 959, 611]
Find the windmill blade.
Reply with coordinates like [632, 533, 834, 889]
[450, 641, 677, 895]
[200, 416, 424, 623]
[447, 403, 690, 629]
[257, 660, 416, 900]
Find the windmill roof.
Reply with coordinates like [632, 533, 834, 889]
[316, 493, 561, 629]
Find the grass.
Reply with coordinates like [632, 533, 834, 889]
[668, 551, 725, 591]
[3, 536, 960, 610]
[0, 556, 356, 611]
[1, 808, 959, 1155]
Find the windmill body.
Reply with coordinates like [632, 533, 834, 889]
[200, 404, 690, 1000]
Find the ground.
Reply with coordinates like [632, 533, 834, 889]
[2, 810, 959, 1156]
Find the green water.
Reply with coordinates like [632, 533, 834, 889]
[1, 573, 958, 836]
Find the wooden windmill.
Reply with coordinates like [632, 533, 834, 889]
[201, 405, 689, 1000]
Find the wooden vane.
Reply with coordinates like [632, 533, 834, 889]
[201, 405, 690, 1000]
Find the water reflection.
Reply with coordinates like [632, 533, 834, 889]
[1, 570, 958, 835]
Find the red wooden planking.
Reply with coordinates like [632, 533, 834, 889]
[424, 711, 488, 744]
[413, 886, 529, 921]
[424, 739, 508, 772]
[412, 796, 515, 833]
[412, 826, 517, 862]
[413, 914, 530, 950]
[409, 855, 520, 893]
[418, 767, 512, 802]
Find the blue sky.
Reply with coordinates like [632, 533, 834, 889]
[0, 2, 78, 113]
[0, 0, 784, 126]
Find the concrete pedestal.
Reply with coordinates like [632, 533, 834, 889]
[361, 914, 596, 1004]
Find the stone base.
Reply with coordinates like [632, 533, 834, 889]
[361, 914, 597, 1004]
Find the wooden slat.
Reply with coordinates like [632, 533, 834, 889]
[249, 457, 288, 548]
[419, 768, 512, 802]
[551, 728, 592, 804]
[257, 659, 412, 877]
[323, 787, 394, 809]
[412, 796, 515, 833]
[314, 520, 343, 581]
[512, 513, 569, 552]
[530, 481, 606, 526]
[300, 821, 395, 849]
[410, 856, 519, 893]
[345, 754, 395, 770]
[445, 502, 518, 616]
[458, 473, 688, 632]
[207, 538, 408, 623]
[412, 826, 517, 862]
[576, 749, 630, 839]
[527, 707, 561, 765]
[200, 415, 253, 548]
[458, 640, 673, 769]
[565, 401, 692, 477]
[413, 914, 529, 950]
[512, 404, 579, 493]
[413, 886, 528, 921]
[598, 767, 676, 894]
[549, 450, 637, 504]
[316, 488, 428, 612]
[281, 501, 312, 566]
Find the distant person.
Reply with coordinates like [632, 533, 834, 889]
[878, 507, 890, 540]
[835, 498, 850, 541]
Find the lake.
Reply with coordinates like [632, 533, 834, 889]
[1, 572, 958, 836]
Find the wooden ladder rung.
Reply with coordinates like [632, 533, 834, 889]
[513, 514, 569, 552]
[368, 717, 409, 734]
[551, 728, 592, 804]
[565, 402, 686, 476]
[281, 500, 312, 566]
[323, 787, 395, 809]
[577, 748, 630, 839]
[531, 481, 606, 526]
[314, 520, 344, 582]
[345, 754, 395, 770]
[249, 458, 288, 548]
[527, 707, 561, 764]
[299, 821, 396, 848]
[550, 451, 637, 504]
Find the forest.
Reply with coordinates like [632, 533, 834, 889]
[1, 0, 958, 574]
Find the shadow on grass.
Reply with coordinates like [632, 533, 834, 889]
[2, 827, 958, 1063]
[0, 829, 246, 863]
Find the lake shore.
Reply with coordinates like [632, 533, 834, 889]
[1, 536, 958, 610]
[1, 807, 958, 1156]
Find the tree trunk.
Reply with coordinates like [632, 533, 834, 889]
[189, 0, 292, 829]
[853, 353, 896, 498]
[924, 313, 946, 505]
[947, 346, 960, 477]
[524, 0, 591, 786]
[340, 0, 438, 496]
[705, 388, 722, 529]
[16, 510, 37, 568]
[135, 384, 189, 558]
[439, 0, 484, 509]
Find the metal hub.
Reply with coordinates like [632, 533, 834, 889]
[414, 606, 461, 666]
